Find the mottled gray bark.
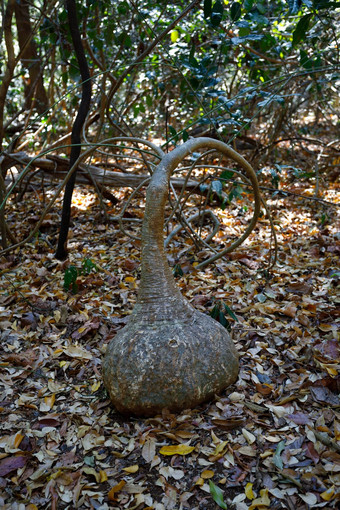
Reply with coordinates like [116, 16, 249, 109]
[103, 138, 261, 416]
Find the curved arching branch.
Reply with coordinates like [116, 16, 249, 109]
[146, 137, 261, 272]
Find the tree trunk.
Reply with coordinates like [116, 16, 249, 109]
[55, 0, 91, 260]
[0, 0, 16, 249]
[0, 0, 16, 153]
[14, 0, 48, 114]
[103, 137, 261, 416]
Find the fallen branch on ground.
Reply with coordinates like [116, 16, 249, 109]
[3, 152, 201, 192]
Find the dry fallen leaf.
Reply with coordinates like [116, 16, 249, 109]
[159, 444, 195, 456]
[123, 464, 139, 473]
[108, 480, 126, 500]
[1, 126, 339, 510]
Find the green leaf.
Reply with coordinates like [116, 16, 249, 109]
[244, 0, 255, 11]
[210, 304, 220, 320]
[64, 266, 78, 292]
[228, 184, 242, 201]
[273, 440, 286, 470]
[224, 304, 239, 322]
[168, 126, 177, 137]
[292, 13, 312, 47]
[209, 480, 227, 509]
[204, 0, 212, 18]
[211, 180, 223, 196]
[81, 258, 97, 275]
[220, 169, 234, 181]
[210, 304, 231, 331]
[249, 11, 268, 25]
[257, 2, 267, 14]
[211, 0, 224, 27]
[173, 264, 184, 277]
[200, 183, 209, 193]
[219, 311, 231, 330]
[230, 2, 242, 21]
[182, 130, 189, 142]
[84, 455, 95, 467]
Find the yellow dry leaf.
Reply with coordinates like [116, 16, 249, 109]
[195, 477, 204, 486]
[320, 486, 334, 501]
[64, 345, 92, 360]
[26, 505, 38, 510]
[82, 466, 100, 482]
[14, 432, 24, 449]
[242, 428, 256, 445]
[125, 276, 135, 283]
[159, 444, 195, 456]
[201, 470, 214, 479]
[49, 469, 62, 480]
[99, 470, 108, 482]
[59, 361, 68, 368]
[108, 480, 126, 500]
[245, 482, 255, 500]
[91, 381, 101, 392]
[260, 450, 273, 459]
[319, 363, 338, 377]
[249, 488, 270, 509]
[334, 421, 340, 441]
[123, 464, 139, 473]
[318, 324, 332, 332]
[211, 430, 220, 444]
[44, 394, 55, 409]
[213, 440, 228, 455]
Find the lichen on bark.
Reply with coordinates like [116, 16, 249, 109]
[103, 137, 261, 416]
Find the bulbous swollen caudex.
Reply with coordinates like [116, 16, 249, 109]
[102, 138, 261, 416]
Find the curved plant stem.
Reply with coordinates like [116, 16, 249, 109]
[136, 137, 261, 319]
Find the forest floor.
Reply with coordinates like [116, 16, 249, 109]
[0, 128, 339, 510]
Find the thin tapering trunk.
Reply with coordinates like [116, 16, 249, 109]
[135, 162, 193, 321]
[0, 0, 16, 249]
[136, 137, 261, 315]
[55, 0, 91, 259]
[0, 0, 16, 153]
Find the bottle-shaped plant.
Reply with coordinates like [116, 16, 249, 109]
[103, 138, 261, 416]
